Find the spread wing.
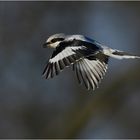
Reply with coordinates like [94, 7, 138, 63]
[73, 56, 108, 90]
[42, 38, 102, 81]
[42, 46, 87, 79]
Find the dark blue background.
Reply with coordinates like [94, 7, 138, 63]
[0, 1, 140, 138]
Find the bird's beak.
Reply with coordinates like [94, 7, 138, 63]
[43, 42, 49, 48]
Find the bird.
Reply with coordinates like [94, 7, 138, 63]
[42, 33, 140, 90]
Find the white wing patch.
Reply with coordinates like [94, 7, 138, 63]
[49, 46, 84, 63]
[42, 46, 85, 79]
[73, 58, 108, 90]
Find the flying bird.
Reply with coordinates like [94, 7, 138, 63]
[42, 33, 140, 90]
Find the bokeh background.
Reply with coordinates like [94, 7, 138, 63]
[1, 1, 140, 138]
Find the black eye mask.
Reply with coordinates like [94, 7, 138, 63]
[51, 38, 64, 43]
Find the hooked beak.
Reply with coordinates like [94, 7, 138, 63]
[43, 42, 50, 48]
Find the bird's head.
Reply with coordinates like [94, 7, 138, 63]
[43, 33, 65, 48]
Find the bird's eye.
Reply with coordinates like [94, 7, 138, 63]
[51, 39, 56, 43]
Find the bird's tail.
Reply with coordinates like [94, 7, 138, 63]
[103, 47, 140, 59]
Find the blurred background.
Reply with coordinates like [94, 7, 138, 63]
[0, 1, 140, 138]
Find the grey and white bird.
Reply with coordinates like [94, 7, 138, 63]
[42, 33, 140, 90]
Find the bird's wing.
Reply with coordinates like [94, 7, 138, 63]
[73, 57, 108, 90]
[42, 46, 88, 79]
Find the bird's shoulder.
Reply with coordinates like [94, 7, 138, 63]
[59, 35, 100, 50]
[51, 35, 101, 59]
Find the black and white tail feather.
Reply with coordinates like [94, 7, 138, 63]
[42, 33, 140, 91]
